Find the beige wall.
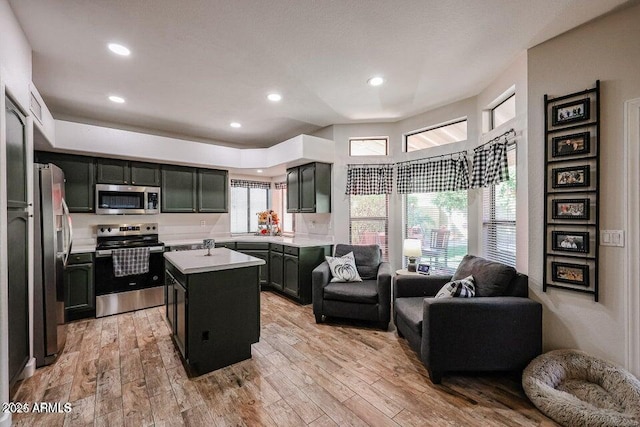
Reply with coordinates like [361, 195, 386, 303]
[527, 3, 640, 366]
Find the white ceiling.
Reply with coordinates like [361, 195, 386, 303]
[9, 0, 629, 148]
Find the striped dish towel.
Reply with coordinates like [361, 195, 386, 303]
[112, 247, 150, 277]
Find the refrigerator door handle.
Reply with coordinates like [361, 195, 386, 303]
[62, 198, 74, 267]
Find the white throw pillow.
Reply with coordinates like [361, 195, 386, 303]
[435, 275, 476, 298]
[325, 252, 363, 283]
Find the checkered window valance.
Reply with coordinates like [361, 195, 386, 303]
[274, 182, 287, 190]
[230, 179, 271, 189]
[469, 140, 510, 188]
[345, 164, 394, 195]
[396, 157, 469, 193]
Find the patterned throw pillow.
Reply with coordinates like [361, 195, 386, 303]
[435, 275, 476, 298]
[325, 252, 363, 283]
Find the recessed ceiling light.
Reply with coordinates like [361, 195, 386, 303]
[257, 169, 263, 173]
[108, 95, 125, 103]
[230, 122, 242, 128]
[267, 93, 282, 102]
[367, 76, 385, 86]
[107, 43, 131, 56]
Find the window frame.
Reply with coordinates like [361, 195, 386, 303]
[348, 194, 389, 261]
[348, 137, 389, 156]
[490, 93, 516, 130]
[404, 118, 468, 152]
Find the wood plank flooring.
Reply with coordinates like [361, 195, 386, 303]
[11, 291, 556, 426]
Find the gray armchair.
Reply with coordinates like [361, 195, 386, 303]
[312, 244, 392, 330]
[394, 255, 542, 384]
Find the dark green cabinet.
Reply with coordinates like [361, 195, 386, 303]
[268, 244, 331, 304]
[6, 101, 28, 208]
[283, 254, 300, 296]
[236, 242, 269, 286]
[131, 162, 161, 186]
[163, 166, 228, 213]
[164, 260, 260, 376]
[286, 162, 331, 213]
[64, 253, 95, 321]
[97, 159, 160, 186]
[198, 169, 228, 212]
[269, 251, 284, 291]
[162, 165, 197, 212]
[286, 168, 299, 213]
[35, 152, 96, 213]
[6, 97, 29, 388]
[7, 210, 29, 387]
[97, 158, 130, 184]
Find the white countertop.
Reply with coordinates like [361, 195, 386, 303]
[71, 244, 96, 254]
[164, 248, 266, 274]
[162, 235, 334, 248]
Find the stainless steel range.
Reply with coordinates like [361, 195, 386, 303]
[95, 223, 165, 317]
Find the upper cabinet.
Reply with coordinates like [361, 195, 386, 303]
[35, 152, 96, 213]
[198, 169, 228, 213]
[130, 162, 161, 186]
[162, 165, 197, 213]
[162, 166, 229, 213]
[286, 162, 331, 213]
[97, 159, 160, 186]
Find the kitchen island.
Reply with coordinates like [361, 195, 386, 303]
[163, 248, 265, 376]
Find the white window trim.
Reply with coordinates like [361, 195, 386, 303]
[348, 136, 389, 156]
[403, 117, 468, 153]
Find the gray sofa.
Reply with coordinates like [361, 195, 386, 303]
[312, 244, 392, 330]
[394, 255, 542, 384]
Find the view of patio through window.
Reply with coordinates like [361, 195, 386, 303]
[405, 191, 468, 274]
[349, 194, 389, 260]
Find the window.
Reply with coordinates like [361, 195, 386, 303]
[483, 144, 516, 266]
[491, 94, 516, 129]
[349, 137, 388, 156]
[230, 186, 269, 233]
[272, 186, 294, 233]
[406, 119, 467, 152]
[405, 191, 468, 274]
[349, 194, 388, 260]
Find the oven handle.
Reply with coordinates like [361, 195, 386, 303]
[95, 245, 165, 258]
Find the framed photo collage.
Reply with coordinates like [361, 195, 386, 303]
[543, 81, 600, 301]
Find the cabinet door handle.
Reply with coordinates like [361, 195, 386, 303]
[124, 181, 128, 184]
[132, 181, 135, 184]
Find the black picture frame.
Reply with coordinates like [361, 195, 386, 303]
[551, 262, 589, 287]
[551, 198, 590, 220]
[552, 98, 590, 126]
[551, 132, 590, 158]
[551, 231, 589, 253]
[552, 165, 590, 188]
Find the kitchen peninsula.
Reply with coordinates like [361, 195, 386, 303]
[163, 248, 265, 376]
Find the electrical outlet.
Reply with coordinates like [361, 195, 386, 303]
[200, 220, 206, 227]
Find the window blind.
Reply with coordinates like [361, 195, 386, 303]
[349, 194, 389, 260]
[482, 144, 516, 267]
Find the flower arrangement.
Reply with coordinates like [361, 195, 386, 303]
[256, 210, 281, 235]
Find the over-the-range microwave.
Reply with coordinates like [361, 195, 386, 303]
[95, 184, 160, 215]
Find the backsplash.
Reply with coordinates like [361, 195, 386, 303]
[70, 213, 231, 245]
[71, 212, 334, 245]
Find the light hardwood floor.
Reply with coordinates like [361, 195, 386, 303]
[12, 291, 556, 426]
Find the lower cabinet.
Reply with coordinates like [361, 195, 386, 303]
[269, 251, 284, 291]
[164, 260, 260, 375]
[268, 244, 331, 305]
[235, 242, 269, 287]
[64, 252, 95, 321]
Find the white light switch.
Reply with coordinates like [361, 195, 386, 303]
[600, 230, 625, 247]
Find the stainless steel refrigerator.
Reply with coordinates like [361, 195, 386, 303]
[33, 163, 73, 367]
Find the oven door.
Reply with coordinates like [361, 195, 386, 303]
[94, 245, 165, 295]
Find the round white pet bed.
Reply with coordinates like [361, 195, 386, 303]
[523, 349, 640, 427]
